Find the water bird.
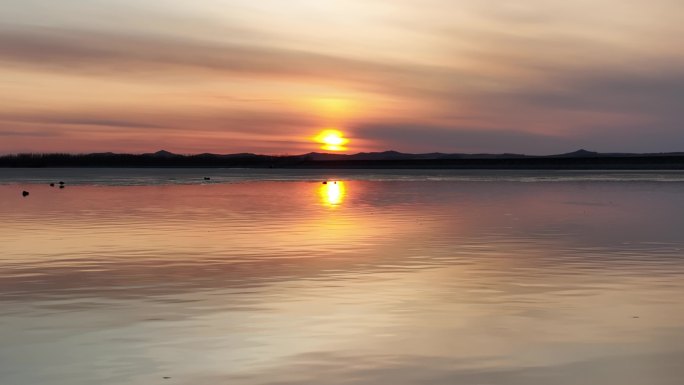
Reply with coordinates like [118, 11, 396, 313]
[322, 181, 328, 184]
[59, 181, 65, 185]
[49, 183, 55, 187]
[22, 191, 29, 197]
[204, 177, 211, 180]
[59, 185, 65, 189]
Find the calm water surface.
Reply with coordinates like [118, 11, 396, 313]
[1, 169, 684, 384]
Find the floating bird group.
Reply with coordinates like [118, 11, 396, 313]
[24, 180, 69, 197]
[23, 176, 221, 198]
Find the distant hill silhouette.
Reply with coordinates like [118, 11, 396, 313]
[146, 150, 181, 158]
[552, 149, 599, 158]
[2, 149, 684, 169]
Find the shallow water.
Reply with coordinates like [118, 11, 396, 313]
[5, 168, 684, 185]
[2, 170, 684, 384]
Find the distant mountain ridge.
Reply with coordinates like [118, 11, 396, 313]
[4, 149, 684, 169]
[143, 148, 684, 161]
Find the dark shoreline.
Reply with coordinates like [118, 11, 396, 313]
[3, 153, 684, 170]
[290, 157, 684, 170]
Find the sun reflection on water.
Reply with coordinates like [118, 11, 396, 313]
[319, 181, 346, 207]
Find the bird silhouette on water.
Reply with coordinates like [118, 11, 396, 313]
[22, 191, 29, 197]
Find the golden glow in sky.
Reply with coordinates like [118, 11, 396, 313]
[314, 130, 349, 152]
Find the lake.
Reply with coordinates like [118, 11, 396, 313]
[1, 169, 684, 384]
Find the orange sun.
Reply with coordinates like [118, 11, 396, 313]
[314, 129, 349, 152]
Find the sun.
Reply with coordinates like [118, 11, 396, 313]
[314, 129, 349, 152]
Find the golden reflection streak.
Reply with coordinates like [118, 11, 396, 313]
[319, 181, 346, 207]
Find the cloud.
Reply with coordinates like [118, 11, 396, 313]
[353, 123, 571, 154]
[0, 27, 440, 90]
[0, 25, 508, 107]
[0, 109, 316, 133]
[0, 109, 322, 154]
[0, 128, 58, 137]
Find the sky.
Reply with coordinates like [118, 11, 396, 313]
[1, 0, 683, 155]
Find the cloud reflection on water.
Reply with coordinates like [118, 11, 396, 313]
[1, 179, 684, 384]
